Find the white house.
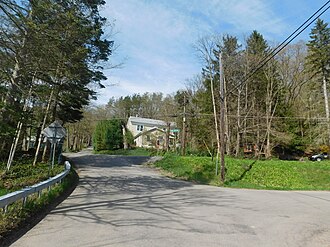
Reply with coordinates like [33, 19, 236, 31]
[127, 116, 177, 148]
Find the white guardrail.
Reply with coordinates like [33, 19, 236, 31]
[0, 161, 71, 213]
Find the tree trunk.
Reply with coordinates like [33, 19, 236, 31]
[22, 129, 27, 151]
[73, 134, 78, 151]
[235, 90, 241, 157]
[181, 94, 187, 155]
[66, 126, 70, 151]
[219, 52, 226, 182]
[210, 73, 220, 176]
[33, 89, 54, 166]
[256, 101, 260, 157]
[242, 79, 249, 149]
[42, 141, 48, 162]
[322, 75, 330, 145]
[265, 76, 271, 159]
[122, 125, 128, 149]
[224, 76, 231, 155]
[26, 127, 32, 151]
[6, 86, 32, 171]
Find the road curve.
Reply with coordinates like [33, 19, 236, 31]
[11, 149, 330, 247]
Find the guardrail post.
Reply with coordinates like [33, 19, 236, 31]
[65, 161, 71, 170]
[23, 197, 27, 207]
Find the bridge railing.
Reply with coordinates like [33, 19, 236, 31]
[0, 161, 71, 213]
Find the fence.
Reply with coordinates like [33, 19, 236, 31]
[0, 161, 71, 213]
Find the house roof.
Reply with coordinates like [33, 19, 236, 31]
[128, 116, 176, 128]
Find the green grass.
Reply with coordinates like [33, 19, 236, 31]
[153, 155, 330, 190]
[0, 159, 64, 196]
[94, 147, 161, 156]
[0, 162, 78, 243]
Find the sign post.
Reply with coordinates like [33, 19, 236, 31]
[42, 121, 66, 173]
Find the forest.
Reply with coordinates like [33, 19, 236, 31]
[1, 0, 330, 163]
[0, 0, 112, 165]
[67, 18, 330, 160]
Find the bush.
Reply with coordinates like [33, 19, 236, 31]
[93, 119, 124, 151]
[124, 128, 134, 147]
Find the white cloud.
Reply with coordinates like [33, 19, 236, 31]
[96, 0, 297, 105]
[99, 0, 203, 104]
[171, 0, 288, 37]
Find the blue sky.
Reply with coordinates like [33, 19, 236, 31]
[94, 0, 330, 105]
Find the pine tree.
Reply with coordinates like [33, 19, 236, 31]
[306, 18, 330, 144]
[0, 0, 113, 164]
[245, 31, 269, 156]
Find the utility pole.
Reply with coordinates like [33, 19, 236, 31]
[165, 122, 170, 152]
[219, 52, 226, 182]
[182, 93, 186, 156]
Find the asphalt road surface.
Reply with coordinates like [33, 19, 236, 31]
[11, 149, 330, 247]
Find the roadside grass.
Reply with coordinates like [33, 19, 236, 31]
[0, 159, 78, 244]
[94, 147, 161, 156]
[0, 159, 63, 196]
[153, 155, 330, 190]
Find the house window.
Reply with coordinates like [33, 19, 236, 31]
[137, 125, 144, 131]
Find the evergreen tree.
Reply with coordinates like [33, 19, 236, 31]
[0, 0, 113, 161]
[306, 18, 330, 144]
[244, 31, 269, 154]
[306, 19, 330, 75]
[93, 119, 123, 151]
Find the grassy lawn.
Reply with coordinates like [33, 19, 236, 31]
[153, 155, 330, 190]
[94, 147, 162, 156]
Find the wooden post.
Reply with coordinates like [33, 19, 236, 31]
[182, 94, 186, 156]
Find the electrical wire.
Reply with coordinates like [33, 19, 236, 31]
[230, 0, 330, 93]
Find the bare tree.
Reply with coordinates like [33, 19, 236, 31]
[195, 36, 221, 174]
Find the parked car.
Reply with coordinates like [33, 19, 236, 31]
[309, 153, 328, 161]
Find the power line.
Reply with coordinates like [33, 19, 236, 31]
[93, 113, 330, 122]
[231, 0, 330, 92]
[190, 113, 330, 121]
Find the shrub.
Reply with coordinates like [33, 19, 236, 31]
[93, 119, 124, 151]
[124, 128, 134, 148]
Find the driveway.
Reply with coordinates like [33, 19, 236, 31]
[11, 149, 330, 247]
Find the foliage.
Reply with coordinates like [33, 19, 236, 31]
[153, 155, 330, 190]
[92, 119, 123, 151]
[306, 19, 330, 75]
[124, 128, 135, 147]
[0, 159, 63, 195]
[106, 92, 165, 119]
[73, 20, 330, 160]
[0, 0, 113, 160]
[306, 18, 330, 144]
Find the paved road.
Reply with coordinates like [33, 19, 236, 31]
[11, 149, 330, 247]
